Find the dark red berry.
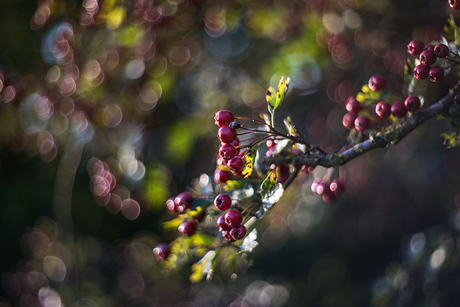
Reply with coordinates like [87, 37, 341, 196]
[219, 143, 237, 160]
[214, 169, 231, 184]
[429, 66, 444, 82]
[225, 210, 243, 228]
[330, 178, 344, 194]
[229, 121, 240, 129]
[450, 0, 460, 10]
[419, 50, 436, 66]
[375, 102, 391, 118]
[354, 116, 371, 132]
[276, 173, 290, 184]
[322, 191, 337, 204]
[174, 192, 194, 213]
[391, 101, 407, 118]
[178, 220, 197, 236]
[222, 230, 236, 242]
[230, 225, 247, 240]
[218, 126, 237, 143]
[404, 96, 421, 112]
[153, 243, 171, 261]
[345, 97, 362, 115]
[266, 139, 276, 149]
[166, 197, 176, 214]
[227, 156, 245, 174]
[368, 75, 386, 92]
[342, 113, 357, 130]
[423, 44, 435, 53]
[214, 194, 232, 211]
[215, 110, 234, 127]
[218, 215, 231, 231]
[311, 179, 320, 194]
[434, 44, 449, 58]
[316, 182, 330, 196]
[414, 64, 430, 80]
[407, 40, 425, 56]
[195, 211, 206, 223]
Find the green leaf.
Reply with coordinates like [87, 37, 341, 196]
[266, 86, 276, 115]
[265, 76, 290, 115]
[441, 132, 460, 148]
[260, 173, 284, 211]
[445, 15, 456, 41]
[437, 106, 460, 121]
[456, 26, 460, 47]
[404, 59, 417, 94]
[163, 205, 210, 230]
[242, 145, 259, 178]
[190, 250, 216, 283]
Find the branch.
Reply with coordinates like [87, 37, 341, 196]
[264, 85, 460, 168]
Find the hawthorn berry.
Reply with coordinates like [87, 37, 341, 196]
[354, 116, 371, 132]
[330, 178, 344, 194]
[178, 220, 197, 236]
[214, 194, 232, 211]
[322, 191, 337, 204]
[222, 230, 236, 242]
[195, 211, 206, 223]
[375, 102, 391, 118]
[368, 75, 386, 92]
[217, 215, 231, 231]
[218, 126, 237, 143]
[311, 179, 321, 194]
[434, 44, 449, 58]
[391, 101, 407, 118]
[230, 225, 247, 240]
[174, 192, 194, 212]
[214, 169, 231, 183]
[219, 143, 237, 160]
[420, 50, 436, 66]
[225, 209, 243, 228]
[414, 64, 430, 80]
[153, 243, 171, 261]
[429, 66, 444, 82]
[342, 113, 357, 130]
[407, 40, 425, 56]
[166, 197, 176, 214]
[404, 96, 421, 112]
[266, 139, 276, 149]
[423, 44, 435, 53]
[227, 156, 245, 174]
[215, 110, 234, 127]
[345, 97, 362, 115]
[449, 0, 460, 10]
[316, 181, 330, 196]
[276, 173, 290, 184]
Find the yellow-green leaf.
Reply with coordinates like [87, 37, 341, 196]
[242, 145, 258, 178]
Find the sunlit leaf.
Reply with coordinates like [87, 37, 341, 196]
[404, 59, 417, 94]
[242, 145, 258, 178]
[266, 86, 276, 114]
[239, 229, 258, 253]
[260, 173, 284, 211]
[441, 132, 460, 148]
[190, 250, 216, 283]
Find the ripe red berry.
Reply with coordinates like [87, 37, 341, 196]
[342, 113, 357, 130]
[219, 143, 237, 160]
[214, 169, 231, 184]
[227, 156, 245, 174]
[404, 96, 421, 112]
[316, 182, 330, 196]
[218, 126, 237, 143]
[311, 179, 320, 194]
[434, 44, 449, 58]
[222, 230, 236, 242]
[354, 116, 371, 132]
[218, 215, 231, 231]
[449, 0, 460, 10]
[423, 44, 435, 53]
[419, 50, 436, 66]
[345, 97, 362, 115]
[375, 102, 391, 118]
[153, 243, 171, 261]
[214, 194, 232, 211]
[322, 191, 337, 204]
[166, 197, 176, 214]
[368, 75, 386, 92]
[266, 139, 276, 149]
[174, 192, 194, 213]
[225, 210, 243, 228]
[414, 64, 430, 80]
[429, 66, 444, 82]
[230, 225, 247, 240]
[330, 178, 344, 194]
[178, 220, 197, 236]
[391, 101, 407, 118]
[407, 40, 425, 56]
[214, 110, 234, 127]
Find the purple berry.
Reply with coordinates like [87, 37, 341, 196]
[391, 101, 407, 118]
[434, 44, 449, 58]
[407, 40, 425, 56]
[178, 220, 198, 236]
[230, 225, 247, 240]
[153, 243, 171, 261]
[368, 75, 386, 92]
[345, 97, 362, 115]
[429, 66, 444, 82]
[214, 194, 232, 211]
[225, 210, 243, 228]
[414, 64, 430, 80]
[174, 192, 194, 213]
[419, 50, 436, 66]
[404, 96, 421, 112]
[218, 215, 231, 231]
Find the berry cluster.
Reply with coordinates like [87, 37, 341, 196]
[214, 194, 247, 242]
[408, 40, 447, 82]
[311, 178, 344, 204]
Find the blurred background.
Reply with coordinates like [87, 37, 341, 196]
[1, 0, 460, 306]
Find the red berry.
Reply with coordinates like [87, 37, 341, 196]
[153, 243, 171, 261]
[214, 169, 231, 184]
[219, 143, 237, 160]
[214, 194, 232, 211]
[423, 44, 435, 53]
[225, 210, 243, 228]
[195, 211, 206, 223]
[174, 192, 194, 213]
[230, 225, 247, 240]
[276, 173, 290, 184]
[178, 220, 197, 236]
[316, 182, 330, 196]
[222, 230, 236, 242]
[391, 101, 407, 118]
[375, 102, 391, 118]
[218, 215, 231, 231]
[450, 0, 460, 10]
[166, 197, 176, 214]
[322, 191, 337, 204]
[419, 50, 436, 66]
[414, 64, 430, 80]
[227, 156, 245, 174]
[266, 139, 276, 149]
[434, 44, 449, 58]
[407, 40, 425, 56]
[330, 178, 344, 194]
[342, 113, 357, 130]
[311, 179, 320, 194]
[345, 97, 362, 115]
[218, 126, 237, 143]
[354, 116, 371, 132]
[368, 75, 386, 92]
[214, 110, 234, 127]
[429, 66, 444, 82]
[404, 96, 421, 112]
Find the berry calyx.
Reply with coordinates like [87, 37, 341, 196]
[354, 116, 371, 132]
[219, 143, 237, 160]
[391, 101, 407, 118]
[214, 110, 234, 127]
[345, 97, 362, 115]
[407, 40, 425, 56]
[225, 209, 243, 228]
[414, 64, 430, 80]
[230, 225, 247, 240]
[218, 215, 231, 231]
[429, 66, 444, 82]
[153, 243, 171, 261]
[404, 96, 421, 112]
[375, 102, 391, 118]
[450, 0, 460, 10]
[342, 113, 357, 130]
[419, 50, 436, 66]
[218, 126, 237, 143]
[178, 220, 198, 236]
[214, 169, 231, 184]
[174, 192, 194, 213]
[434, 44, 449, 58]
[214, 194, 232, 211]
[368, 75, 386, 92]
